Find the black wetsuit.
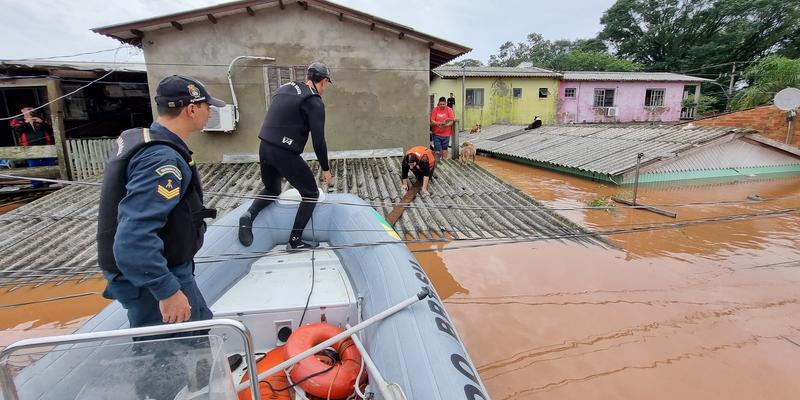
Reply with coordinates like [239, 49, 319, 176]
[249, 81, 329, 243]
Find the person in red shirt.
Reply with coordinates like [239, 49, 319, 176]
[430, 97, 454, 159]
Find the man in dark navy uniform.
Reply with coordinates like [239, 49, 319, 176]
[98, 75, 223, 330]
[238, 62, 333, 250]
[97, 75, 224, 398]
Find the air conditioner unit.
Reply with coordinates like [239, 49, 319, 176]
[606, 107, 618, 117]
[203, 104, 237, 133]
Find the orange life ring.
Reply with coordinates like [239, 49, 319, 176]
[285, 323, 366, 399]
[238, 346, 293, 400]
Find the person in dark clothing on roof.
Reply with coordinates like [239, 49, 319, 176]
[238, 62, 333, 250]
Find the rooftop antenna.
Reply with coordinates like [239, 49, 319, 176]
[774, 87, 800, 144]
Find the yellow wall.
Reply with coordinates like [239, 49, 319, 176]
[430, 76, 559, 129]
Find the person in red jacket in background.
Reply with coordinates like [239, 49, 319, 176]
[430, 97, 454, 159]
[9, 106, 57, 187]
[10, 106, 54, 146]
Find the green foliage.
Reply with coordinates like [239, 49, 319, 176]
[447, 58, 484, 67]
[599, 0, 800, 73]
[730, 56, 800, 110]
[487, 34, 640, 72]
[549, 50, 641, 71]
[682, 94, 718, 117]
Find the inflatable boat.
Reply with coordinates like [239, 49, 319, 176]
[0, 193, 489, 400]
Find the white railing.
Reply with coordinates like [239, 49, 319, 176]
[66, 137, 115, 180]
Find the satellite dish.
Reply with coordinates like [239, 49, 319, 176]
[774, 87, 800, 111]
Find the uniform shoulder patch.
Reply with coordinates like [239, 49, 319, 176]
[157, 178, 180, 200]
[155, 165, 183, 180]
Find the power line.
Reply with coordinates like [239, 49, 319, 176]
[1, 173, 796, 216]
[0, 292, 100, 308]
[0, 46, 129, 122]
[8, 47, 136, 61]
[1, 207, 798, 282]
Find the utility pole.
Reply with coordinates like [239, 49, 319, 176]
[454, 65, 465, 160]
[726, 62, 736, 111]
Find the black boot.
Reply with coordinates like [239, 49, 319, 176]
[286, 236, 319, 252]
[238, 211, 253, 246]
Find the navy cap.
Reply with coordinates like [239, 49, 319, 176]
[154, 75, 226, 108]
[307, 62, 332, 84]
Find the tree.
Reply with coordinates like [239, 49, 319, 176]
[447, 59, 484, 67]
[549, 50, 642, 71]
[682, 94, 718, 117]
[730, 56, 800, 110]
[599, 0, 800, 73]
[488, 33, 624, 70]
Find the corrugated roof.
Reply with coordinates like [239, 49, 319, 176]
[433, 66, 562, 78]
[0, 158, 601, 286]
[471, 124, 740, 180]
[643, 136, 800, 174]
[562, 71, 710, 82]
[0, 60, 147, 73]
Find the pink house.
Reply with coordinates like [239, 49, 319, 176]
[557, 72, 710, 123]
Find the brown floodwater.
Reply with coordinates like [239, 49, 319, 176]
[409, 156, 800, 399]
[2, 155, 800, 399]
[0, 278, 109, 349]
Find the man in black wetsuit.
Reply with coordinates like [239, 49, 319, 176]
[238, 62, 333, 250]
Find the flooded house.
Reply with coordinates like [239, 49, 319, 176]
[92, 0, 470, 162]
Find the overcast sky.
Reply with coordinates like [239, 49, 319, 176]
[1, 0, 617, 64]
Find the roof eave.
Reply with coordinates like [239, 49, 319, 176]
[92, 0, 470, 66]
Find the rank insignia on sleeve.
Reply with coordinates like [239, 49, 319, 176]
[157, 179, 180, 200]
[155, 165, 183, 180]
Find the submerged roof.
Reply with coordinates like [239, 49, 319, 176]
[433, 66, 562, 78]
[0, 157, 600, 286]
[562, 71, 710, 82]
[92, 0, 470, 69]
[469, 124, 799, 183]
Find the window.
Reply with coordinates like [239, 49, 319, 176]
[466, 88, 484, 106]
[593, 88, 615, 107]
[564, 88, 576, 98]
[645, 88, 665, 107]
[538, 88, 549, 98]
[513, 88, 522, 98]
[264, 65, 307, 105]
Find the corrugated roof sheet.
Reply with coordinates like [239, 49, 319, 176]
[433, 66, 562, 78]
[562, 71, 709, 82]
[471, 124, 737, 178]
[644, 137, 800, 174]
[0, 60, 147, 73]
[0, 158, 601, 286]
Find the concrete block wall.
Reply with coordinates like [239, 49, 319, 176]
[694, 105, 798, 147]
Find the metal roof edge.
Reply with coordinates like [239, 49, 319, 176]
[91, 0, 470, 58]
[745, 134, 800, 157]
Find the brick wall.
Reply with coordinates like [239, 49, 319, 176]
[693, 105, 799, 147]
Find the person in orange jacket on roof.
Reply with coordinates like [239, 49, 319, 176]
[401, 145, 436, 196]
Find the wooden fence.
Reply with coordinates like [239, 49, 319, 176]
[66, 138, 116, 180]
